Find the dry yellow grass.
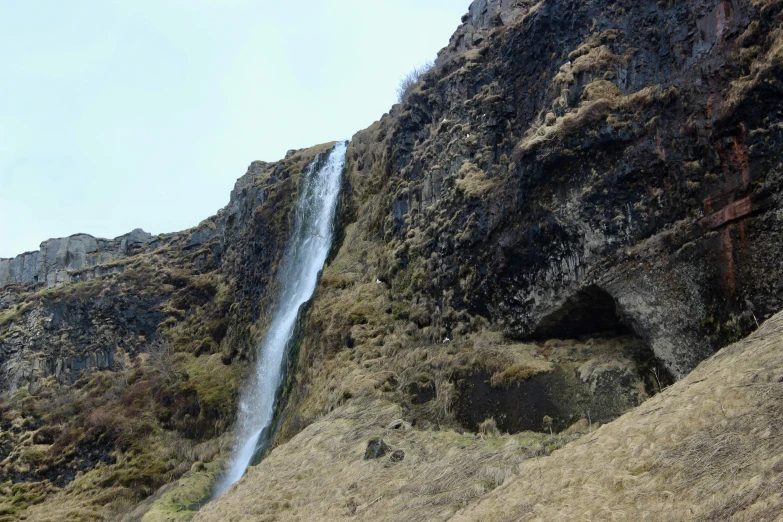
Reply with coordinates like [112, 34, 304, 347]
[455, 160, 501, 197]
[453, 311, 783, 521]
[195, 311, 783, 522]
[195, 400, 587, 522]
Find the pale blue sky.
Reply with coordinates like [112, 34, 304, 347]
[0, 0, 467, 258]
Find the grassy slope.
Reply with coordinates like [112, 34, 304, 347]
[195, 310, 783, 521]
[195, 400, 589, 522]
[453, 311, 783, 521]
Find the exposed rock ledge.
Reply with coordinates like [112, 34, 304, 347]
[0, 229, 155, 289]
[0, 225, 221, 290]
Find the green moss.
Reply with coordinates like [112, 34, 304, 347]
[182, 353, 243, 428]
[140, 459, 225, 521]
[20, 447, 46, 466]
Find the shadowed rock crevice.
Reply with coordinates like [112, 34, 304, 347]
[532, 285, 633, 340]
[451, 329, 673, 434]
[452, 286, 672, 434]
[453, 367, 579, 433]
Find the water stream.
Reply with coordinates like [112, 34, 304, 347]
[214, 141, 346, 497]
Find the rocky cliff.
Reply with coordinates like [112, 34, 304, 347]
[3, 0, 783, 520]
[1, 229, 157, 289]
[0, 144, 333, 520]
[357, 0, 783, 379]
[271, 0, 783, 451]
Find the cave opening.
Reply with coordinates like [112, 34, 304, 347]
[451, 285, 674, 435]
[531, 285, 674, 395]
[532, 285, 634, 340]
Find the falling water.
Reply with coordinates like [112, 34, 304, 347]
[214, 142, 346, 497]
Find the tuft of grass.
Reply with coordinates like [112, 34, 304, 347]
[455, 160, 501, 197]
[478, 418, 500, 437]
[489, 362, 550, 389]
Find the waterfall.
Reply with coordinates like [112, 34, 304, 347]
[214, 141, 346, 497]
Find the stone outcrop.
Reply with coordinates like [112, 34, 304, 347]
[0, 225, 228, 291]
[1, 230, 153, 289]
[439, 0, 535, 61]
[336, 0, 783, 378]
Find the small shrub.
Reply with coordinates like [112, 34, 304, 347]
[397, 61, 434, 104]
[32, 425, 61, 445]
[543, 415, 554, 435]
[478, 417, 500, 437]
[147, 338, 178, 384]
[20, 448, 45, 466]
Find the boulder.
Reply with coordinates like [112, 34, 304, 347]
[389, 449, 405, 462]
[364, 438, 390, 460]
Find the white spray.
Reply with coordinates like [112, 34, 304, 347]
[214, 142, 346, 497]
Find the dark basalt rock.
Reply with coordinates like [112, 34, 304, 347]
[405, 380, 437, 405]
[344, 0, 783, 379]
[364, 437, 390, 460]
[389, 449, 405, 462]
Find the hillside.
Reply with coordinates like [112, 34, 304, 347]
[2, 0, 783, 520]
[197, 309, 783, 521]
[0, 144, 335, 520]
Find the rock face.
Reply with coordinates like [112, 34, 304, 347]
[442, 0, 534, 59]
[336, 0, 783, 379]
[452, 336, 657, 433]
[274, 0, 783, 461]
[0, 230, 156, 289]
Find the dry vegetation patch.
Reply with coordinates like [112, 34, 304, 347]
[455, 160, 502, 198]
[196, 312, 783, 521]
[195, 399, 590, 522]
[451, 311, 783, 521]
